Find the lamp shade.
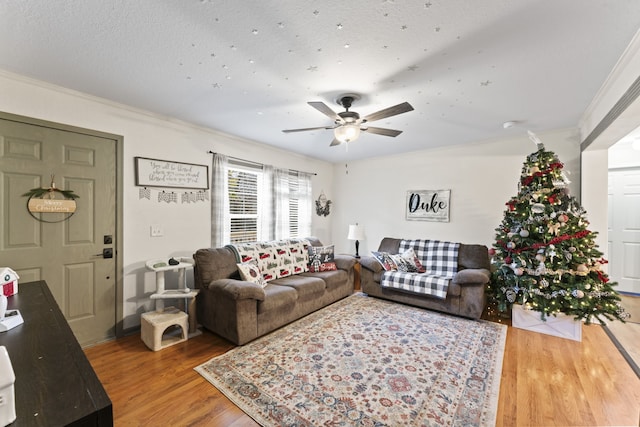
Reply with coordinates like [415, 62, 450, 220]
[347, 224, 365, 241]
[334, 124, 361, 144]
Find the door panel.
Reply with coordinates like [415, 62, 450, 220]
[4, 173, 41, 247]
[0, 117, 117, 346]
[608, 169, 640, 293]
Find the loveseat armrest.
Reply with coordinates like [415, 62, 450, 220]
[360, 255, 383, 274]
[451, 268, 490, 286]
[333, 254, 357, 271]
[207, 278, 266, 301]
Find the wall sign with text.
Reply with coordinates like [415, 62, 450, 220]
[406, 190, 451, 222]
[135, 157, 209, 189]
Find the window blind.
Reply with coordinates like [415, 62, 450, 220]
[228, 168, 259, 243]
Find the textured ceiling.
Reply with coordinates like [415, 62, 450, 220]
[1, 1, 640, 163]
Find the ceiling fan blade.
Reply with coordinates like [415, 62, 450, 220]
[362, 127, 403, 137]
[362, 102, 414, 123]
[282, 126, 335, 133]
[308, 101, 342, 122]
[329, 138, 342, 147]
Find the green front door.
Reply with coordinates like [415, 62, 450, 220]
[0, 114, 118, 346]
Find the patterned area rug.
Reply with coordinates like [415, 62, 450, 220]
[195, 293, 507, 426]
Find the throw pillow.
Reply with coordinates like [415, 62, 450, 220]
[236, 261, 268, 288]
[371, 251, 397, 271]
[400, 248, 427, 273]
[308, 245, 337, 272]
[390, 253, 417, 272]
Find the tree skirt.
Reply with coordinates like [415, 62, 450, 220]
[195, 293, 507, 426]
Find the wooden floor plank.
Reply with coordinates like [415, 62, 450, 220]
[84, 313, 640, 426]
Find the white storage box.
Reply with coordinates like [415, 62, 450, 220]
[0, 346, 16, 426]
[512, 304, 582, 342]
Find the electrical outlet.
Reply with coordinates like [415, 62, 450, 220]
[150, 225, 163, 237]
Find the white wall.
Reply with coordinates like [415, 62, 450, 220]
[0, 70, 334, 329]
[330, 128, 582, 256]
[609, 134, 640, 168]
[581, 149, 609, 260]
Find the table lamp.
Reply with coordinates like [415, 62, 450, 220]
[347, 224, 365, 258]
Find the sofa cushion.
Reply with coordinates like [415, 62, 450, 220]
[212, 278, 266, 301]
[194, 247, 241, 288]
[372, 248, 425, 273]
[230, 239, 310, 282]
[308, 245, 337, 272]
[400, 239, 459, 277]
[371, 251, 396, 271]
[391, 249, 425, 273]
[236, 261, 268, 288]
[401, 248, 426, 273]
[458, 244, 490, 270]
[451, 268, 490, 285]
[301, 269, 348, 292]
[257, 284, 298, 314]
[270, 275, 326, 299]
[378, 237, 402, 254]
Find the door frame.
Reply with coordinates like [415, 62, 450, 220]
[0, 111, 125, 339]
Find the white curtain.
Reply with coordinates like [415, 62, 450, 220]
[259, 165, 274, 241]
[297, 172, 313, 237]
[210, 153, 229, 247]
[273, 168, 290, 240]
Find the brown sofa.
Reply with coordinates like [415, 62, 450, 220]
[193, 237, 356, 345]
[359, 237, 490, 319]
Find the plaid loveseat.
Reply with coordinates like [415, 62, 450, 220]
[360, 237, 490, 319]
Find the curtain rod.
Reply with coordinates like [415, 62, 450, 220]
[207, 151, 317, 176]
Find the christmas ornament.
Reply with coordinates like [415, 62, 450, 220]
[519, 229, 530, 237]
[575, 264, 588, 275]
[531, 203, 545, 213]
[548, 222, 561, 235]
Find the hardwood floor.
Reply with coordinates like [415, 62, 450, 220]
[84, 312, 640, 426]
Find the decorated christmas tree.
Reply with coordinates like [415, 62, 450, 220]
[488, 132, 629, 325]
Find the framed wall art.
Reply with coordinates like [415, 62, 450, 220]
[406, 189, 451, 222]
[135, 157, 209, 190]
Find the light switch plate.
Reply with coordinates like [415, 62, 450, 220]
[150, 225, 163, 237]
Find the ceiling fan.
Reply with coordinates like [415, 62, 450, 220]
[282, 94, 414, 146]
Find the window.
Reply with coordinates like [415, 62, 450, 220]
[287, 172, 301, 238]
[227, 166, 261, 244]
[213, 155, 312, 246]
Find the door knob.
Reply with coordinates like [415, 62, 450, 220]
[94, 248, 113, 259]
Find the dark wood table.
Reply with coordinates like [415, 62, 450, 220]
[0, 281, 112, 426]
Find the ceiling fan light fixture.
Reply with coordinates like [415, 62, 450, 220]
[334, 124, 361, 143]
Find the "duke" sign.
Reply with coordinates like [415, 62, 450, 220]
[406, 190, 450, 222]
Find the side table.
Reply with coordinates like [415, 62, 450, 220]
[354, 258, 361, 291]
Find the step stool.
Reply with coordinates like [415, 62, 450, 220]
[141, 307, 189, 351]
